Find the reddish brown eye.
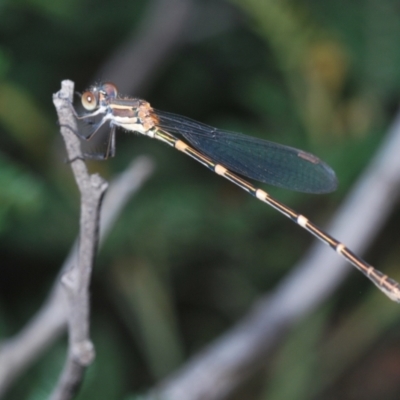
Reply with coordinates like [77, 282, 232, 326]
[81, 91, 98, 110]
[101, 82, 118, 99]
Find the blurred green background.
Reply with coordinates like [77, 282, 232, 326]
[1, 0, 400, 399]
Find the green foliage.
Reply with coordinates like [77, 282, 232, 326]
[0, 153, 44, 232]
[262, 307, 330, 400]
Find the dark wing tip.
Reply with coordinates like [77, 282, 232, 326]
[305, 157, 338, 194]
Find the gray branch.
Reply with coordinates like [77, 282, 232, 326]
[49, 80, 108, 400]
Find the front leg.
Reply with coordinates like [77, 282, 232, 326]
[82, 126, 117, 160]
[61, 118, 108, 142]
[65, 100, 109, 141]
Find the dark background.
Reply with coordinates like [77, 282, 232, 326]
[1, 0, 400, 399]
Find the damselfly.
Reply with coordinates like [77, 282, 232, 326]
[71, 82, 400, 303]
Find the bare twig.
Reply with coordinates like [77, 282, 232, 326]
[0, 163, 153, 400]
[0, 158, 154, 399]
[48, 80, 108, 399]
[149, 111, 400, 400]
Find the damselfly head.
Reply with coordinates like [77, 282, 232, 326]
[81, 90, 99, 111]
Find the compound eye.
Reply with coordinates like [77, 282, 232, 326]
[81, 91, 98, 111]
[102, 82, 118, 99]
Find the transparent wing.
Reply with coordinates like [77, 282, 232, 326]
[155, 110, 337, 194]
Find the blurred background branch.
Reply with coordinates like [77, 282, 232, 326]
[96, 0, 195, 94]
[150, 106, 400, 400]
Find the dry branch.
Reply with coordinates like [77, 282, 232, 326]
[49, 80, 107, 400]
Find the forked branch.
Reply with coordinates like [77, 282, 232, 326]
[50, 80, 108, 400]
